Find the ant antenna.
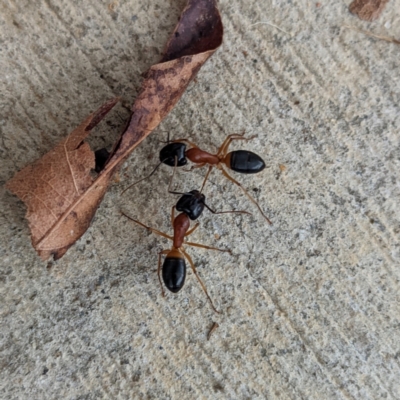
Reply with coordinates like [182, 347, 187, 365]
[121, 160, 165, 195]
[158, 130, 172, 144]
[168, 189, 192, 196]
[203, 202, 251, 216]
[200, 166, 213, 195]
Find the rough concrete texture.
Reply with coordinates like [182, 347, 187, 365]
[1, 0, 400, 399]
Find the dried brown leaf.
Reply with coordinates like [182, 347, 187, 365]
[6, 99, 119, 260]
[6, 0, 223, 260]
[349, 0, 389, 21]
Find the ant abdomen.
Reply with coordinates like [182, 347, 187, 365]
[162, 251, 186, 293]
[224, 150, 265, 174]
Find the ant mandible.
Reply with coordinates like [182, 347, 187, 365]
[121, 190, 248, 313]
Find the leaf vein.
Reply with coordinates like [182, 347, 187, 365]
[63, 139, 80, 195]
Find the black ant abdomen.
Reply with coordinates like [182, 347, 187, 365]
[225, 150, 266, 174]
[162, 251, 186, 293]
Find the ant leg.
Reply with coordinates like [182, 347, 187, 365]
[181, 248, 220, 314]
[170, 206, 175, 228]
[121, 212, 174, 240]
[217, 132, 257, 158]
[219, 167, 272, 225]
[158, 249, 170, 297]
[184, 241, 231, 254]
[200, 166, 213, 193]
[185, 223, 199, 237]
[217, 133, 245, 156]
[183, 163, 206, 172]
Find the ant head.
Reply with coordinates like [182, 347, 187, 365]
[176, 190, 206, 220]
[159, 143, 187, 167]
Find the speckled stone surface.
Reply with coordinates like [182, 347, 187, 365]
[1, 0, 400, 399]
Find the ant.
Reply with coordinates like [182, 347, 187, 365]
[121, 189, 249, 313]
[123, 132, 272, 224]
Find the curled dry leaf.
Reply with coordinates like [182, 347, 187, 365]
[6, 0, 223, 260]
[349, 0, 389, 21]
[6, 99, 119, 260]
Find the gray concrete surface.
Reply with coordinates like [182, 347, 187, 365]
[1, 0, 400, 399]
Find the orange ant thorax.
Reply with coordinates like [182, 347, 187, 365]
[186, 148, 219, 165]
[173, 212, 190, 248]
